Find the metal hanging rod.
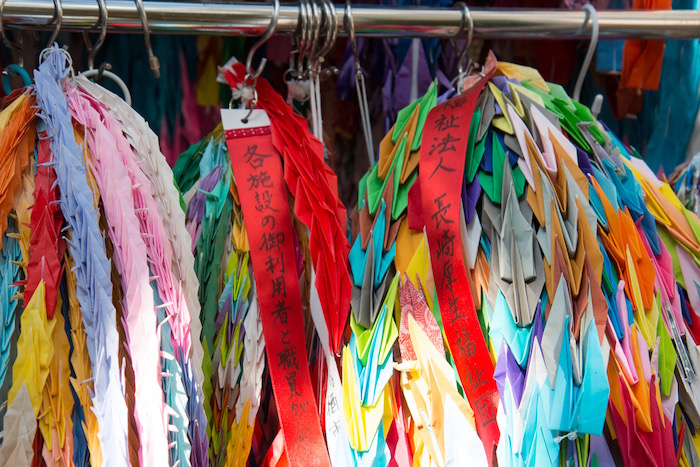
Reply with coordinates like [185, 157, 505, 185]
[2, 0, 700, 40]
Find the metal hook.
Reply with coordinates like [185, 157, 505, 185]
[344, 0, 374, 165]
[449, 1, 473, 92]
[306, 0, 321, 74]
[343, 0, 362, 73]
[459, 2, 473, 73]
[323, 0, 338, 57]
[0, 0, 23, 68]
[317, 0, 339, 79]
[83, 0, 107, 70]
[573, 3, 599, 103]
[308, 0, 327, 139]
[287, 0, 307, 79]
[46, 0, 63, 47]
[296, 0, 311, 76]
[241, 88, 258, 124]
[344, 1, 360, 76]
[79, 0, 130, 105]
[245, 0, 279, 82]
[134, 0, 160, 78]
[316, 1, 333, 61]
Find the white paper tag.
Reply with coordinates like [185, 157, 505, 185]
[310, 265, 345, 464]
[220, 108, 270, 131]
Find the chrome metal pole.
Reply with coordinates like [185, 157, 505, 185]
[2, 0, 700, 39]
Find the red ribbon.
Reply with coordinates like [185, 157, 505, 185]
[225, 63, 352, 357]
[226, 123, 331, 467]
[419, 76, 500, 463]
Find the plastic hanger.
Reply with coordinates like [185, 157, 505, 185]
[0, 0, 31, 94]
[79, 0, 132, 106]
[345, 0, 375, 165]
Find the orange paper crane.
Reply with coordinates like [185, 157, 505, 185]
[0, 95, 37, 246]
[621, 0, 672, 90]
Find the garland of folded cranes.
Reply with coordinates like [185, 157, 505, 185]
[2, 4, 700, 467]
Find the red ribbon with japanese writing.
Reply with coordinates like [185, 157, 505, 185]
[224, 62, 352, 358]
[419, 75, 500, 463]
[223, 108, 331, 467]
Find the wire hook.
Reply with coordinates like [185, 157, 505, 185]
[449, 2, 473, 94]
[79, 0, 130, 106]
[134, 0, 160, 78]
[238, 0, 278, 123]
[83, 0, 107, 71]
[245, 0, 279, 82]
[317, 0, 339, 79]
[306, 0, 322, 74]
[286, 0, 306, 79]
[46, 0, 63, 47]
[345, 0, 374, 165]
[573, 3, 598, 103]
[240, 88, 258, 124]
[308, 0, 327, 139]
[296, 0, 312, 77]
[344, 1, 360, 75]
[318, 0, 337, 59]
